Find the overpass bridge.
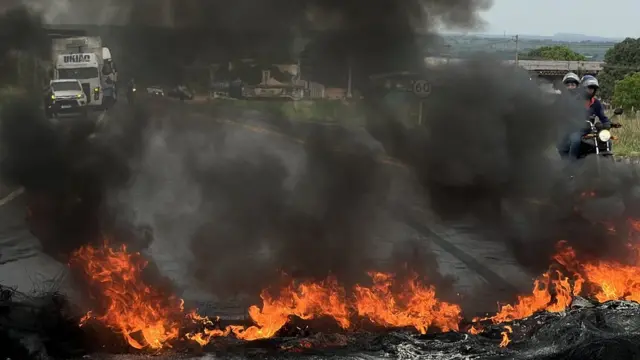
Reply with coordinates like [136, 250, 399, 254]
[425, 57, 604, 79]
[507, 59, 604, 76]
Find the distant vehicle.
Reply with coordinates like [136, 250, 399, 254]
[50, 36, 118, 109]
[168, 85, 194, 100]
[146, 86, 165, 97]
[44, 79, 87, 118]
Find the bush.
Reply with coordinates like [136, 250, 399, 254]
[612, 72, 640, 112]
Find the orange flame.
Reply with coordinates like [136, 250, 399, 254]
[229, 272, 460, 340]
[499, 325, 512, 347]
[629, 219, 640, 233]
[75, 230, 640, 353]
[353, 272, 461, 333]
[489, 270, 579, 324]
[577, 242, 640, 303]
[184, 312, 231, 346]
[552, 237, 640, 304]
[231, 277, 350, 341]
[71, 243, 183, 350]
[485, 236, 640, 327]
[71, 243, 458, 349]
[468, 324, 483, 335]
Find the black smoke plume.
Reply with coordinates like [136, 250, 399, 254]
[365, 55, 640, 274]
[5, 0, 609, 312]
[44, 0, 486, 304]
[117, 0, 491, 86]
[0, 95, 150, 260]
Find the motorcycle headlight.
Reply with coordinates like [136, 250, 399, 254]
[598, 129, 611, 142]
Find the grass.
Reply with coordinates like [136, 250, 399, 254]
[611, 112, 640, 157]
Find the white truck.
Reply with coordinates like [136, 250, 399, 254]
[50, 36, 118, 109]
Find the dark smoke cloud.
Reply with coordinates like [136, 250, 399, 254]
[117, 0, 491, 86]
[7, 0, 619, 313]
[189, 128, 389, 293]
[364, 55, 640, 274]
[0, 6, 47, 55]
[112, 105, 456, 306]
[96, 0, 494, 301]
[0, 6, 48, 86]
[0, 92, 150, 261]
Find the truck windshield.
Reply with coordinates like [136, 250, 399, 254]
[58, 67, 99, 80]
[51, 81, 81, 91]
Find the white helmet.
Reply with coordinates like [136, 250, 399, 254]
[581, 75, 599, 88]
[562, 72, 580, 85]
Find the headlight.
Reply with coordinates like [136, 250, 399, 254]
[598, 129, 611, 142]
[94, 87, 100, 93]
[132, 88, 136, 92]
[76, 94, 82, 98]
[51, 94, 55, 100]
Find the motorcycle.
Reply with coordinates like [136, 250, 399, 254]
[500, 108, 627, 262]
[578, 107, 624, 159]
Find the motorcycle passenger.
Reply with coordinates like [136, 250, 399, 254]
[557, 72, 584, 160]
[561, 72, 581, 96]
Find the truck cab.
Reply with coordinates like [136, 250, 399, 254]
[55, 53, 103, 107]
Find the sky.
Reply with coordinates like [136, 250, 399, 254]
[474, 0, 640, 39]
[11, 0, 640, 39]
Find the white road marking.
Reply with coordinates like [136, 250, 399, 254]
[0, 187, 24, 207]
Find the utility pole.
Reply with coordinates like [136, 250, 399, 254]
[346, 55, 353, 99]
[513, 34, 519, 66]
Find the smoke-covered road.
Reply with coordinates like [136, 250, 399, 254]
[0, 101, 534, 318]
[0, 186, 84, 303]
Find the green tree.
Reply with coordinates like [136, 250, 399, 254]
[598, 38, 640, 99]
[612, 72, 640, 111]
[523, 46, 586, 61]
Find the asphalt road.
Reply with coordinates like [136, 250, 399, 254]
[0, 100, 535, 318]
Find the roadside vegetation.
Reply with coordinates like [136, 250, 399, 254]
[612, 112, 640, 157]
[594, 37, 640, 156]
[520, 45, 587, 61]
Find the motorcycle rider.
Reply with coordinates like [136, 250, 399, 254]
[126, 78, 136, 103]
[581, 75, 610, 129]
